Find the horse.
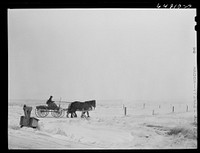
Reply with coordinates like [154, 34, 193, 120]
[66, 100, 96, 118]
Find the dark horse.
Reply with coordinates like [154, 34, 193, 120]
[66, 100, 96, 118]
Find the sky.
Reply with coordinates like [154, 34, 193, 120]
[8, 9, 196, 102]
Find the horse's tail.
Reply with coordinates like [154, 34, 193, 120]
[67, 102, 72, 110]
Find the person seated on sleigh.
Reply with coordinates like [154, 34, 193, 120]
[46, 96, 58, 110]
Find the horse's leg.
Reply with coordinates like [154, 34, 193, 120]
[87, 111, 90, 117]
[81, 111, 85, 118]
[74, 112, 77, 117]
[66, 112, 69, 118]
[73, 112, 76, 118]
[71, 111, 75, 118]
[66, 110, 71, 118]
[71, 112, 73, 118]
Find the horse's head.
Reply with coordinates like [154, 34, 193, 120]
[91, 100, 96, 109]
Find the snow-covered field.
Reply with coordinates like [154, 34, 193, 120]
[8, 99, 197, 149]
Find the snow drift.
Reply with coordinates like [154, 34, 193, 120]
[8, 100, 197, 149]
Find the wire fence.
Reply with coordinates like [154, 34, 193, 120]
[93, 102, 197, 118]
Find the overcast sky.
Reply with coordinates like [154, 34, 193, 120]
[8, 9, 196, 102]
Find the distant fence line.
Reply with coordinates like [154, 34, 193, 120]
[121, 103, 194, 117]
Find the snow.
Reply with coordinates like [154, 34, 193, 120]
[8, 100, 197, 149]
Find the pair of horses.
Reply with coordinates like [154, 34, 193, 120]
[66, 100, 96, 118]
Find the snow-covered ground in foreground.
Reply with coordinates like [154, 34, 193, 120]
[8, 99, 197, 149]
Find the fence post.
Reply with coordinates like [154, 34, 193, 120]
[124, 107, 127, 116]
[159, 105, 161, 109]
[143, 103, 145, 109]
[186, 105, 188, 112]
[172, 106, 174, 112]
[152, 110, 155, 115]
[59, 97, 62, 108]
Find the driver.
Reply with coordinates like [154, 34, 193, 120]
[46, 96, 57, 109]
